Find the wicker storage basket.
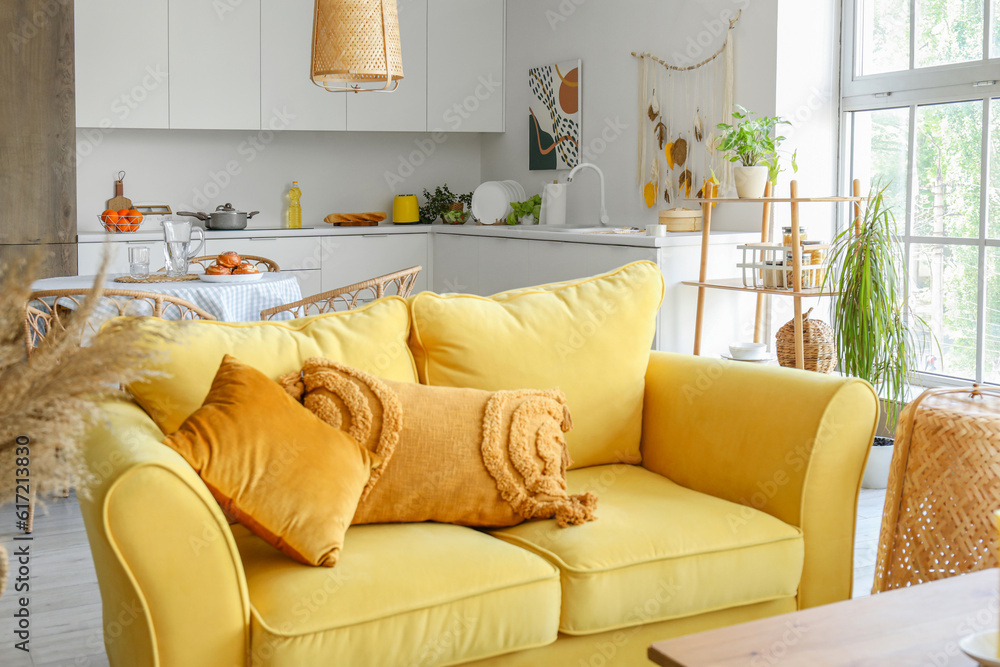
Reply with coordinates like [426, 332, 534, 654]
[873, 387, 1000, 593]
[775, 307, 837, 373]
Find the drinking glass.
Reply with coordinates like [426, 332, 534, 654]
[128, 246, 150, 280]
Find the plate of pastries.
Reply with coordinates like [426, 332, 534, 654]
[197, 252, 264, 283]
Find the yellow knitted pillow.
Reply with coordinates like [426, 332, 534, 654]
[281, 358, 597, 528]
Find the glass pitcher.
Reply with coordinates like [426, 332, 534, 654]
[161, 219, 206, 278]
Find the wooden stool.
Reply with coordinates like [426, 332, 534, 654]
[873, 386, 1000, 593]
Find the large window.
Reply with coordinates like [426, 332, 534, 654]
[843, 0, 1000, 385]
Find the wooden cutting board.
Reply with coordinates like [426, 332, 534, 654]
[107, 171, 132, 211]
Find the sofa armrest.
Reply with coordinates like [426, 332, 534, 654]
[640, 352, 878, 609]
[79, 399, 250, 667]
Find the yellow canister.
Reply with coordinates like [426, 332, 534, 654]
[393, 195, 420, 224]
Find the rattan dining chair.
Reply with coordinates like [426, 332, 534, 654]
[21, 289, 215, 533]
[873, 386, 1000, 593]
[260, 266, 422, 320]
[25, 289, 216, 355]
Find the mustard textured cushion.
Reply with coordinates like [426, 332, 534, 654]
[233, 522, 561, 666]
[281, 358, 597, 527]
[129, 297, 416, 434]
[490, 465, 804, 635]
[408, 261, 665, 468]
[162, 355, 380, 567]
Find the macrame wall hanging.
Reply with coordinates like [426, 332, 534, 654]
[632, 10, 739, 208]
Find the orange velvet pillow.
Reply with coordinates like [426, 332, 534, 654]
[162, 355, 380, 567]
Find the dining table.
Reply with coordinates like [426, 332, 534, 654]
[30, 272, 304, 323]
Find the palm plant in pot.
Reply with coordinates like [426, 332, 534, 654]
[824, 183, 931, 488]
[715, 105, 797, 198]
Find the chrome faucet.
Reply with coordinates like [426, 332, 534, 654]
[566, 162, 611, 226]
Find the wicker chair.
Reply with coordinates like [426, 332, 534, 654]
[25, 289, 216, 355]
[873, 386, 1000, 593]
[261, 266, 422, 321]
[156, 255, 281, 274]
[21, 289, 215, 534]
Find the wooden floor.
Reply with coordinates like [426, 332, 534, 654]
[0, 489, 888, 666]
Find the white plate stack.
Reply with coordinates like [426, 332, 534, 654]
[472, 180, 526, 224]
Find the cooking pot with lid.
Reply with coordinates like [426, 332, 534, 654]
[178, 203, 260, 230]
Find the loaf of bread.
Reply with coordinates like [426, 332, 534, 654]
[324, 212, 387, 224]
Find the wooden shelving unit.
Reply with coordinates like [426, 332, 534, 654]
[682, 179, 865, 370]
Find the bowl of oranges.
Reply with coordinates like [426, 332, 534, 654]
[100, 209, 144, 233]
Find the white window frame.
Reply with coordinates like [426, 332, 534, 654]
[840, 0, 1000, 387]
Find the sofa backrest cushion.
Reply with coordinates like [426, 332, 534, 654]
[408, 261, 664, 469]
[128, 297, 417, 434]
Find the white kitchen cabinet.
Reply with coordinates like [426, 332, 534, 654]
[431, 234, 479, 294]
[281, 269, 323, 297]
[206, 236, 324, 296]
[426, 0, 505, 133]
[168, 0, 261, 130]
[526, 241, 654, 286]
[205, 237, 323, 271]
[75, 0, 170, 129]
[321, 235, 428, 293]
[78, 240, 167, 276]
[260, 0, 346, 131]
[346, 0, 428, 132]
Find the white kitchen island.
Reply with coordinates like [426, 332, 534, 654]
[77, 223, 757, 355]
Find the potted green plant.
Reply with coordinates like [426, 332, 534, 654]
[715, 105, 797, 198]
[824, 183, 930, 488]
[420, 185, 473, 225]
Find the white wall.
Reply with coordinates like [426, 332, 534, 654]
[76, 129, 482, 232]
[481, 0, 781, 230]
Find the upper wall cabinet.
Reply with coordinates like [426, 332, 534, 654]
[261, 0, 346, 131]
[346, 0, 428, 132]
[427, 0, 505, 133]
[169, 0, 261, 130]
[74, 0, 504, 134]
[75, 0, 170, 129]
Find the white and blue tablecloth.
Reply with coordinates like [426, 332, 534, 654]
[31, 273, 303, 323]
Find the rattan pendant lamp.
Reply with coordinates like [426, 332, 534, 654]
[311, 0, 404, 93]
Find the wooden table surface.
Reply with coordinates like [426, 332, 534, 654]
[649, 570, 999, 666]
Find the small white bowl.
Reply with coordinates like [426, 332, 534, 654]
[960, 630, 1000, 666]
[729, 342, 767, 360]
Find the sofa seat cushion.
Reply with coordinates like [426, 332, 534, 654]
[233, 522, 562, 666]
[489, 465, 804, 635]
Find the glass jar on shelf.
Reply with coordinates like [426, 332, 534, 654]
[803, 240, 825, 289]
[782, 226, 808, 248]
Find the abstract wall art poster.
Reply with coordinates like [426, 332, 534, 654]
[529, 59, 581, 171]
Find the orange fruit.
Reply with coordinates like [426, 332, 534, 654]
[101, 209, 119, 232]
[116, 208, 135, 232]
[126, 209, 143, 231]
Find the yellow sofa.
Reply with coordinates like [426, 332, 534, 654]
[78, 271, 878, 667]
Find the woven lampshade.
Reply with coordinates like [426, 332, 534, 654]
[311, 0, 404, 93]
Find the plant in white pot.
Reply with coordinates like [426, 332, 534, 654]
[715, 105, 797, 198]
[824, 184, 933, 489]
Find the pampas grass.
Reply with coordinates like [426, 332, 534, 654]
[0, 254, 166, 505]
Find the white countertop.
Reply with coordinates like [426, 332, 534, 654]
[78, 223, 757, 248]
